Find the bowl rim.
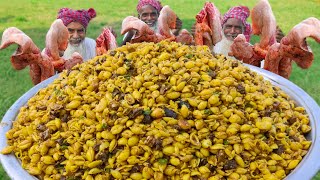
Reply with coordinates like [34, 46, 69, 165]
[0, 65, 319, 180]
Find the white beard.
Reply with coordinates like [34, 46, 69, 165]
[62, 40, 86, 60]
[150, 21, 158, 33]
[213, 35, 234, 58]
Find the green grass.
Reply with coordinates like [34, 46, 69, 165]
[0, 0, 319, 179]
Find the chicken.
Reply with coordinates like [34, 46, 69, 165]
[0, 27, 55, 85]
[251, 0, 277, 61]
[228, 0, 277, 67]
[194, 22, 212, 47]
[64, 52, 83, 70]
[158, 5, 177, 41]
[280, 17, 320, 68]
[176, 29, 194, 45]
[0, 27, 40, 70]
[96, 27, 118, 55]
[121, 16, 158, 43]
[251, 0, 277, 50]
[44, 19, 69, 64]
[44, 19, 83, 72]
[205, 2, 222, 45]
[228, 34, 262, 67]
[34, 53, 55, 83]
[263, 43, 293, 79]
[264, 17, 320, 78]
[263, 43, 281, 75]
[194, 2, 222, 48]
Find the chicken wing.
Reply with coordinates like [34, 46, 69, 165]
[251, 0, 277, 49]
[194, 2, 222, 48]
[229, 34, 262, 67]
[158, 5, 177, 41]
[176, 29, 194, 45]
[121, 16, 158, 43]
[0, 27, 55, 84]
[280, 17, 320, 68]
[0, 27, 40, 70]
[96, 27, 118, 55]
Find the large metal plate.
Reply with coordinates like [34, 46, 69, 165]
[0, 65, 319, 180]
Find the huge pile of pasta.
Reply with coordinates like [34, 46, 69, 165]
[2, 41, 311, 180]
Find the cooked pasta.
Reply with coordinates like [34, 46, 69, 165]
[2, 41, 311, 180]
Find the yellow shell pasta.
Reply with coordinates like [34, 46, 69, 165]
[2, 41, 311, 180]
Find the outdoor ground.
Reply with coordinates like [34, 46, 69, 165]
[0, 0, 319, 179]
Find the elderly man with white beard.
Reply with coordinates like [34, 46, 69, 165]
[214, 6, 252, 59]
[121, 0, 182, 46]
[57, 8, 97, 61]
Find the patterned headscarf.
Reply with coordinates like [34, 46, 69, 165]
[222, 6, 252, 42]
[136, 0, 163, 13]
[57, 8, 96, 28]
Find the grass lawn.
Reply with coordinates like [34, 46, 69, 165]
[0, 0, 319, 179]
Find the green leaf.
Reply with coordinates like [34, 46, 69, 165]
[102, 123, 107, 129]
[158, 158, 168, 165]
[223, 140, 229, 145]
[60, 145, 68, 150]
[204, 109, 213, 115]
[72, 81, 76, 87]
[143, 109, 151, 115]
[124, 74, 131, 80]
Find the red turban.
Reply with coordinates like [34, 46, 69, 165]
[136, 0, 163, 13]
[222, 6, 252, 42]
[57, 8, 96, 28]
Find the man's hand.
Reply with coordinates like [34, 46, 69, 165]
[105, 26, 117, 38]
[276, 25, 285, 43]
[190, 22, 196, 36]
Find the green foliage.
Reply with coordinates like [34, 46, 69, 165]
[0, 0, 319, 179]
[0, 165, 10, 180]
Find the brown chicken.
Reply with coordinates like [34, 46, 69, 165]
[44, 19, 69, 65]
[229, 34, 262, 67]
[0, 27, 41, 70]
[0, 19, 86, 85]
[121, 5, 193, 45]
[96, 27, 118, 56]
[176, 29, 194, 45]
[195, 2, 222, 49]
[43, 20, 67, 71]
[121, 16, 158, 43]
[263, 42, 293, 79]
[229, 0, 277, 67]
[0, 27, 55, 85]
[158, 5, 177, 41]
[264, 17, 320, 78]
[205, 2, 222, 45]
[251, 0, 277, 50]
[44, 19, 83, 72]
[64, 52, 83, 70]
[263, 43, 282, 75]
[280, 17, 320, 69]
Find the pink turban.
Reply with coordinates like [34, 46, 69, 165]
[222, 6, 252, 42]
[136, 0, 163, 13]
[57, 8, 96, 28]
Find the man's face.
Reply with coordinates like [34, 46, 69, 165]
[66, 22, 86, 46]
[138, 5, 159, 28]
[223, 18, 245, 41]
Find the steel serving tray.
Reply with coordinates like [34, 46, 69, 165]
[0, 65, 319, 180]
